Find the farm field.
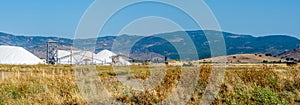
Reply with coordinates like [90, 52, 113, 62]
[0, 64, 299, 105]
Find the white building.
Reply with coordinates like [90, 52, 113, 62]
[58, 50, 100, 65]
[58, 49, 131, 65]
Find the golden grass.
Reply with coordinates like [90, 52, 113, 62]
[0, 64, 299, 104]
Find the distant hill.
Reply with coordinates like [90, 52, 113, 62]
[198, 54, 286, 63]
[0, 30, 299, 60]
[122, 31, 300, 60]
[277, 48, 300, 62]
[0, 32, 73, 58]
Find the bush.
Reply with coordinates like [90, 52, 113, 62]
[263, 60, 268, 63]
[265, 54, 272, 57]
[233, 56, 236, 59]
[252, 85, 287, 105]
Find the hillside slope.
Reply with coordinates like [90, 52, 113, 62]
[198, 54, 285, 63]
[0, 30, 299, 60]
[277, 48, 300, 62]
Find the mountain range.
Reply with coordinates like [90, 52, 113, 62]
[0, 30, 299, 60]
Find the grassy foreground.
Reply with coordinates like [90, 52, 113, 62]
[0, 64, 299, 104]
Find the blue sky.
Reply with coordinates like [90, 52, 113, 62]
[0, 0, 299, 38]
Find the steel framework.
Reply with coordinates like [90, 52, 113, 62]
[47, 40, 58, 65]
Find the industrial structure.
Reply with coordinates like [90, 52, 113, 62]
[55, 49, 131, 65]
[46, 40, 58, 65]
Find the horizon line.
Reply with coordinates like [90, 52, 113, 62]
[0, 30, 299, 40]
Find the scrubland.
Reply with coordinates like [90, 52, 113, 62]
[0, 64, 299, 105]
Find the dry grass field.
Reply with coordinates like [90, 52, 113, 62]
[0, 64, 299, 104]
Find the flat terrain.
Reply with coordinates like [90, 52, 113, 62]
[0, 64, 299, 104]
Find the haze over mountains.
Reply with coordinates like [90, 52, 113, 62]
[0, 30, 299, 60]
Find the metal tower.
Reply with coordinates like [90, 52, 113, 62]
[47, 40, 58, 65]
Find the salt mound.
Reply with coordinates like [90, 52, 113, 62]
[0, 46, 43, 65]
[96, 49, 117, 64]
[96, 49, 131, 65]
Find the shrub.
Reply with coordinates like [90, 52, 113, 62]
[252, 85, 287, 105]
[233, 56, 236, 59]
[265, 54, 272, 57]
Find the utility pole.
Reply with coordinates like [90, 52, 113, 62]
[70, 46, 73, 65]
[164, 51, 169, 65]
